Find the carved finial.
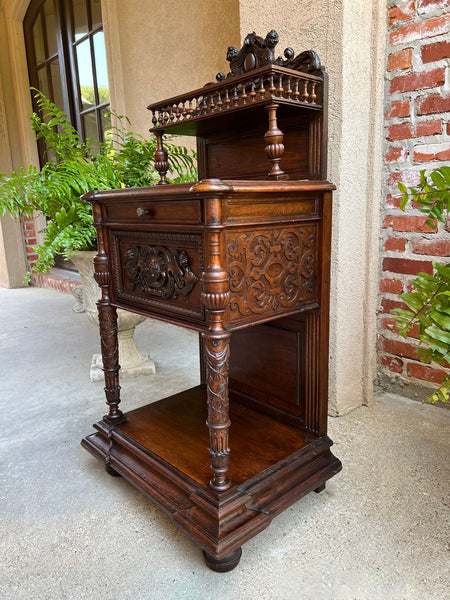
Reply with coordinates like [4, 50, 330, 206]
[283, 49, 323, 74]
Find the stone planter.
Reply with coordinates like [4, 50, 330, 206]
[71, 251, 156, 382]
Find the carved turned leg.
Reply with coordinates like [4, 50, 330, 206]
[97, 301, 123, 423]
[154, 130, 169, 185]
[203, 332, 231, 492]
[97, 294, 124, 474]
[91, 209, 124, 425]
[203, 547, 242, 572]
[200, 190, 233, 492]
[264, 103, 288, 180]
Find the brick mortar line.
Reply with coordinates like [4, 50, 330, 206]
[389, 12, 450, 33]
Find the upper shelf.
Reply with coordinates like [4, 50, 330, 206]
[147, 29, 326, 136]
[148, 65, 324, 136]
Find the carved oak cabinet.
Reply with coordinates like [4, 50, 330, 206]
[81, 31, 342, 572]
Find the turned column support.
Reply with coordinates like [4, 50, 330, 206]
[202, 273, 231, 491]
[264, 103, 288, 180]
[199, 187, 233, 492]
[154, 130, 169, 185]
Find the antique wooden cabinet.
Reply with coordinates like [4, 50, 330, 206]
[82, 31, 341, 572]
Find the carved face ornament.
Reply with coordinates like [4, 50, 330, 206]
[226, 46, 238, 62]
[266, 29, 279, 49]
[142, 248, 166, 288]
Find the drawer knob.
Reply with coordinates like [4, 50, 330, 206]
[136, 207, 150, 217]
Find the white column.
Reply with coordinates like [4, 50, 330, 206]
[238, 0, 387, 414]
[0, 2, 41, 287]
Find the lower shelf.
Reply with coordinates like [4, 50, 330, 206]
[81, 385, 342, 563]
[114, 385, 317, 486]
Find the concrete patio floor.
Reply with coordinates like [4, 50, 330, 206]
[0, 286, 449, 600]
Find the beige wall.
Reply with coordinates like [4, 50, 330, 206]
[239, 0, 387, 414]
[102, 0, 241, 137]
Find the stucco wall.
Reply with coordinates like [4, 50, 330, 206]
[239, 0, 387, 414]
[103, 0, 241, 136]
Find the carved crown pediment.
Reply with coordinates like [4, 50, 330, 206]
[215, 29, 323, 82]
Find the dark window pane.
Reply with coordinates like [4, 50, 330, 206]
[93, 31, 109, 101]
[32, 14, 45, 64]
[44, 0, 58, 57]
[90, 0, 102, 30]
[72, 0, 88, 41]
[25, 0, 109, 269]
[100, 105, 111, 142]
[49, 58, 64, 109]
[81, 111, 100, 152]
[37, 66, 50, 99]
[36, 67, 56, 161]
[76, 39, 94, 109]
[81, 111, 97, 138]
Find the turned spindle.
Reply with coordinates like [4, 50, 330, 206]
[264, 103, 288, 180]
[154, 130, 169, 185]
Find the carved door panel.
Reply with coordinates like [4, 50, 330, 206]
[227, 223, 318, 326]
[108, 229, 205, 325]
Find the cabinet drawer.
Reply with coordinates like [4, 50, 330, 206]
[104, 199, 202, 225]
[109, 229, 205, 326]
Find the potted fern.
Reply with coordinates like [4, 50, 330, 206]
[0, 91, 197, 273]
[0, 91, 197, 379]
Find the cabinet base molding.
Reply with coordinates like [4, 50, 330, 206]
[81, 386, 341, 568]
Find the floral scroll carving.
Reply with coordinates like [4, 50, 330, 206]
[125, 245, 197, 299]
[228, 226, 316, 321]
[97, 302, 122, 422]
[98, 303, 119, 371]
[205, 338, 230, 421]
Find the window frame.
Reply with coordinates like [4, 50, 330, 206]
[23, 0, 109, 166]
[65, 0, 110, 143]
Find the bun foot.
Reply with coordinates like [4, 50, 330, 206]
[105, 462, 121, 477]
[314, 483, 326, 493]
[203, 547, 242, 572]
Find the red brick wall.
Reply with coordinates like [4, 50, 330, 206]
[22, 215, 79, 292]
[22, 214, 39, 271]
[380, 0, 450, 392]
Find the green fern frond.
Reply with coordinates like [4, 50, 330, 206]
[0, 89, 197, 274]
